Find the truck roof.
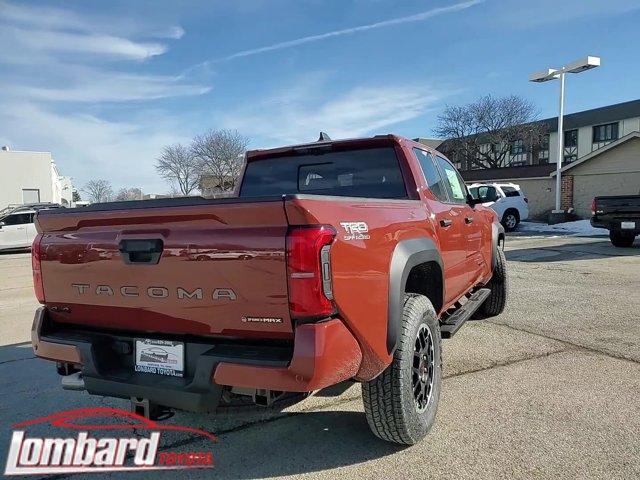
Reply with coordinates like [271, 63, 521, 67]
[246, 134, 435, 160]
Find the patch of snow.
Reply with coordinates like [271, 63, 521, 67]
[518, 220, 608, 237]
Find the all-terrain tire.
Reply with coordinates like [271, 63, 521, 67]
[362, 294, 442, 445]
[480, 247, 508, 317]
[609, 231, 635, 248]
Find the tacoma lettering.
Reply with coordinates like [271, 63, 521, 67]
[71, 284, 236, 301]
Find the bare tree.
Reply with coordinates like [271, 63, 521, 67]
[155, 144, 200, 196]
[191, 129, 249, 194]
[115, 187, 143, 201]
[82, 179, 113, 203]
[435, 95, 549, 169]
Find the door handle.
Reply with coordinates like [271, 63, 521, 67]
[465, 217, 474, 224]
[440, 219, 453, 228]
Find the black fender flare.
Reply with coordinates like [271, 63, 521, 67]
[387, 237, 444, 354]
[491, 222, 506, 269]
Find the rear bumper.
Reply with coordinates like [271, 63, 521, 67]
[591, 216, 640, 233]
[31, 308, 362, 412]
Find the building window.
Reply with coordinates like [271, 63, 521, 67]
[592, 122, 619, 150]
[508, 139, 527, 166]
[22, 189, 40, 204]
[564, 129, 578, 163]
[510, 139, 525, 155]
[564, 129, 578, 147]
[469, 143, 493, 170]
[537, 134, 550, 164]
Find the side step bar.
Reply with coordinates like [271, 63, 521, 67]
[440, 288, 491, 339]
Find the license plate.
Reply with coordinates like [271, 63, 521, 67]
[135, 339, 184, 377]
[621, 221, 636, 229]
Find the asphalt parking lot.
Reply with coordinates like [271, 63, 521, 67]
[1, 234, 639, 479]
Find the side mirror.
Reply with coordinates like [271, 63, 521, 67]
[467, 194, 481, 207]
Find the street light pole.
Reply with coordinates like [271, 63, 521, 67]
[529, 56, 600, 219]
[554, 71, 565, 212]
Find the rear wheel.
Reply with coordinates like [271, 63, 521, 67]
[501, 209, 519, 231]
[362, 294, 442, 445]
[609, 231, 635, 248]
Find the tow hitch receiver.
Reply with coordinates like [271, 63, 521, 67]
[252, 389, 285, 407]
[130, 397, 173, 420]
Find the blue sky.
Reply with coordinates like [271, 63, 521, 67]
[1, 0, 639, 193]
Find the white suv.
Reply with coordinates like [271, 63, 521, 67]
[468, 183, 529, 231]
[0, 204, 62, 251]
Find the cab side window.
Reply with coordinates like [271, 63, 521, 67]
[434, 156, 468, 204]
[413, 148, 449, 202]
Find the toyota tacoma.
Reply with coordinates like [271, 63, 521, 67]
[31, 134, 507, 445]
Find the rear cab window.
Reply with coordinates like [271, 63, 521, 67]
[240, 147, 408, 199]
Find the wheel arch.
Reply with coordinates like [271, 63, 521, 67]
[502, 207, 520, 223]
[387, 237, 444, 354]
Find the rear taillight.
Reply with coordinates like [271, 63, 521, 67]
[286, 225, 336, 320]
[591, 198, 597, 216]
[31, 233, 45, 304]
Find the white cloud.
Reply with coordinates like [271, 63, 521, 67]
[163, 26, 186, 40]
[0, 1, 187, 62]
[0, 0, 90, 32]
[0, 1, 186, 41]
[222, 78, 452, 144]
[0, 102, 191, 192]
[10, 27, 167, 60]
[12, 68, 211, 103]
[0, 1, 207, 194]
[215, 0, 483, 62]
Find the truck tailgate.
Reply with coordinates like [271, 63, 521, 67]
[36, 199, 293, 339]
[595, 195, 640, 215]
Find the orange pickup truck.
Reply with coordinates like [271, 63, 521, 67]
[31, 134, 507, 444]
